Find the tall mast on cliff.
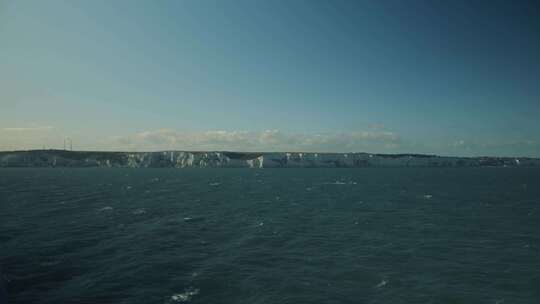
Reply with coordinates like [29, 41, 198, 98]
[64, 137, 72, 151]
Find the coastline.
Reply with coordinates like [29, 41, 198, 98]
[1, 150, 539, 168]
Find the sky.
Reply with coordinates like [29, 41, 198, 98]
[1, 0, 539, 156]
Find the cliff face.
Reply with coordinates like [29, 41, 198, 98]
[1, 150, 538, 168]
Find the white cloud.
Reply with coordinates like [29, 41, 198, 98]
[111, 129, 401, 152]
[2, 126, 53, 132]
[451, 139, 467, 148]
[367, 123, 386, 130]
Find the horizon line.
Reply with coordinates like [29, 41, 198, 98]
[0, 149, 537, 160]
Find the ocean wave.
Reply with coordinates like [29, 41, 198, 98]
[169, 288, 199, 303]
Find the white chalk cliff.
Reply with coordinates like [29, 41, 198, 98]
[0, 150, 538, 168]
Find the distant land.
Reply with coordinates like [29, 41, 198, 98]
[1, 150, 539, 168]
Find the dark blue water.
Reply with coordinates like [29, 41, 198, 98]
[1, 168, 540, 304]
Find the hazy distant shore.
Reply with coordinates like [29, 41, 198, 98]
[1, 150, 539, 168]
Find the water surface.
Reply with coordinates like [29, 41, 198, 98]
[1, 168, 539, 303]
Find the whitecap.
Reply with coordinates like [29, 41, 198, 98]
[170, 288, 199, 302]
[209, 182, 221, 186]
[375, 280, 387, 288]
[99, 206, 113, 212]
[132, 208, 146, 215]
[321, 181, 347, 185]
[423, 194, 433, 199]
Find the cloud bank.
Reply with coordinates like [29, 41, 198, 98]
[1, 126, 538, 157]
[2, 125, 53, 132]
[111, 129, 401, 152]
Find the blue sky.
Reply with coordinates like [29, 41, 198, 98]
[1, 0, 539, 156]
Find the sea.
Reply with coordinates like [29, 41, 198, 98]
[1, 168, 539, 304]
